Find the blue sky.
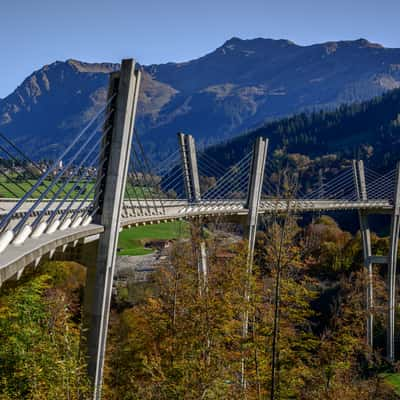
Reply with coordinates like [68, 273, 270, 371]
[1, 0, 399, 98]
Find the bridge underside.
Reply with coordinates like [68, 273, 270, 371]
[0, 224, 103, 285]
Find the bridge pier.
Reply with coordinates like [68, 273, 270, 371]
[353, 160, 374, 348]
[178, 133, 208, 290]
[354, 160, 400, 360]
[199, 237, 208, 290]
[388, 162, 400, 362]
[244, 137, 268, 273]
[189, 219, 208, 293]
[84, 59, 141, 399]
[242, 137, 268, 386]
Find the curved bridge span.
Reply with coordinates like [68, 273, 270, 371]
[0, 198, 394, 283]
[1, 59, 400, 399]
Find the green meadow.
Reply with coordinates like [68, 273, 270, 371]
[0, 175, 155, 199]
[117, 221, 189, 256]
[381, 373, 400, 395]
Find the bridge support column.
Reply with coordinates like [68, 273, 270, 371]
[244, 137, 268, 278]
[353, 160, 374, 348]
[199, 238, 207, 289]
[190, 219, 208, 294]
[242, 137, 268, 386]
[388, 162, 400, 362]
[178, 133, 207, 290]
[84, 59, 141, 399]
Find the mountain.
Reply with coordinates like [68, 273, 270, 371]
[2, 37, 400, 159]
[0, 60, 177, 160]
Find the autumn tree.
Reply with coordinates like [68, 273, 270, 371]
[0, 261, 90, 400]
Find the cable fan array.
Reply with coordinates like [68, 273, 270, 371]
[366, 167, 398, 200]
[258, 160, 400, 213]
[123, 129, 169, 218]
[0, 95, 116, 252]
[201, 152, 252, 201]
[261, 160, 305, 199]
[156, 151, 186, 200]
[0, 107, 399, 258]
[300, 167, 358, 201]
[299, 165, 397, 203]
[196, 152, 228, 181]
[0, 132, 71, 199]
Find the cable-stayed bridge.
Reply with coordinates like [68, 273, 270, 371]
[0, 59, 399, 399]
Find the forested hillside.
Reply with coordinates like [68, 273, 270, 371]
[1, 217, 399, 399]
[206, 87, 400, 179]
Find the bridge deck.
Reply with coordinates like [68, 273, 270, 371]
[0, 198, 394, 286]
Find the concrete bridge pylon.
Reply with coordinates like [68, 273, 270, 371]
[353, 160, 373, 349]
[354, 160, 400, 361]
[388, 162, 400, 361]
[241, 136, 268, 387]
[178, 132, 201, 203]
[178, 132, 207, 292]
[84, 59, 141, 400]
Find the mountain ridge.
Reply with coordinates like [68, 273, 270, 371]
[2, 37, 400, 159]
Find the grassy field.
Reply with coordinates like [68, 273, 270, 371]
[0, 176, 96, 198]
[117, 221, 189, 256]
[381, 373, 400, 394]
[0, 175, 155, 199]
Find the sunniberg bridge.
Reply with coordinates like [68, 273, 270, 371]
[0, 60, 399, 399]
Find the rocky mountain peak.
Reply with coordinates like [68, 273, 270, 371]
[354, 38, 384, 48]
[1, 37, 400, 160]
[65, 59, 119, 74]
